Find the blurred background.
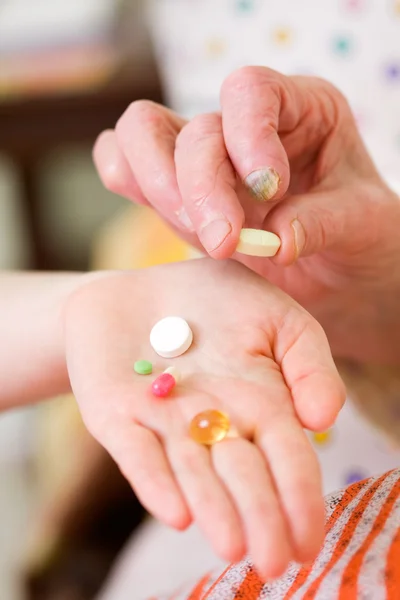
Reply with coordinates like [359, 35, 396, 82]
[0, 1, 166, 598]
[1, 1, 399, 598]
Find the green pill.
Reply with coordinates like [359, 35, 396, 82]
[134, 360, 153, 375]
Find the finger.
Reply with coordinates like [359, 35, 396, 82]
[265, 184, 394, 267]
[64, 280, 191, 529]
[167, 438, 246, 563]
[212, 438, 293, 580]
[175, 113, 245, 257]
[221, 68, 341, 208]
[221, 66, 299, 203]
[274, 308, 346, 431]
[96, 420, 191, 530]
[115, 100, 194, 231]
[93, 130, 149, 205]
[255, 403, 325, 564]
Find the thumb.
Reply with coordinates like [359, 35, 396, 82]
[274, 306, 346, 431]
[265, 187, 375, 266]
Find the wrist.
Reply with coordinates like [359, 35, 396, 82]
[0, 271, 107, 410]
[316, 179, 400, 364]
[51, 271, 114, 398]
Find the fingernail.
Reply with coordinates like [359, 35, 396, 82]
[199, 218, 232, 252]
[291, 218, 306, 259]
[176, 207, 195, 232]
[244, 167, 281, 202]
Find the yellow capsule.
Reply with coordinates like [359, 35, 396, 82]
[189, 410, 231, 446]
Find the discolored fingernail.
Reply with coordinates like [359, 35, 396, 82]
[291, 218, 306, 259]
[175, 207, 195, 232]
[244, 167, 281, 202]
[199, 217, 232, 252]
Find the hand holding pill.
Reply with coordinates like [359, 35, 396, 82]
[64, 259, 345, 581]
[94, 67, 400, 363]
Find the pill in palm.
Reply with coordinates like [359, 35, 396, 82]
[134, 360, 153, 375]
[150, 316, 193, 358]
[163, 366, 181, 383]
[189, 410, 231, 445]
[236, 228, 281, 257]
[151, 373, 176, 398]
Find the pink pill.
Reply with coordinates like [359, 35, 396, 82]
[151, 373, 176, 398]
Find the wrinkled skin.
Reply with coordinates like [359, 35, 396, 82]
[94, 66, 400, 364]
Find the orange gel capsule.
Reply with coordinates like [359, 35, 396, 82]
[189, 410, 230, 445]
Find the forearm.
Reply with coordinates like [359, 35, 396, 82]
[0, 271, 86, 410]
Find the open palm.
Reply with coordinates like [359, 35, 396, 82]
[64, 259, 344, 580]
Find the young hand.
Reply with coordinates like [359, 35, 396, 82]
[64, 259, 345, 580]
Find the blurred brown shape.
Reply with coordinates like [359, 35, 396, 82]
[0, 0, 164, 271]
[337, 359, 400, 446]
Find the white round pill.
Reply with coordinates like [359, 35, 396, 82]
[150, 317, 193, 358]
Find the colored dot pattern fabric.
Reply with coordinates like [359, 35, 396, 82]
[312, 430, 333, 446]
[147, 0, 400, 495]
[148, 0, 400, 191]
[305, 400, 400, 493]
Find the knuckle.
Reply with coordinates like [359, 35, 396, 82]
[175, 115, 226, 209]
[150, 168, 178, 199]
[310, 78, 353, 126]
[189, 182, 214, 209]
[116, 100, 164, 141]
[126, 99, 161, 123]
[176, 113, 222, 149]
[321, 78, 350, 108]
[188, 171, 220, 208]
[189, 113, 222, 137]
[222, 65, 280, 99]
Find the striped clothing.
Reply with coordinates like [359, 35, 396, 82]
[156, 469, 400, 600]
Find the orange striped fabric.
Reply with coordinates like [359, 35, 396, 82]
[386, 527, 400, 600]
[338, 477, 400, 599]
[155, 468, 400, 600]
[202, 565, 234, 599]
[297, 471, 393, 598]
[187, 574, 212, 600]
[283, 477, 371, 599]
[232, 566, 264, 600]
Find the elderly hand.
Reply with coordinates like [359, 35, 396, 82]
[94, 67, 400, 363]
